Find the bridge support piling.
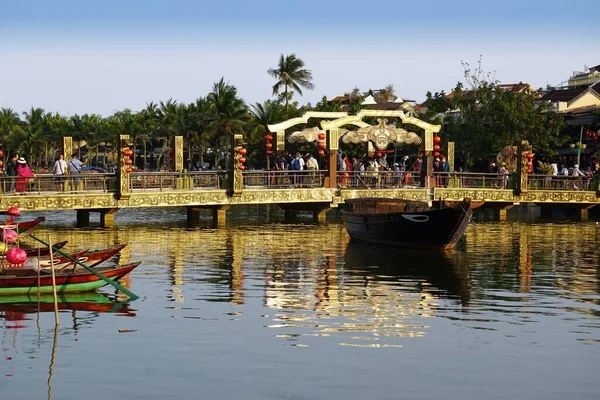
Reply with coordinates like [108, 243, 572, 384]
[212, 206, 230, 226]
[498, 205, 514, 221]
[187, 207, 200, 224]
[100, 209, 119, 228]
[580, 205, 595, 222]
[76, 210, 90, 227]
[313, 207, 331, 224]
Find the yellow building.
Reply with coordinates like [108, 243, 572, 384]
[540, 82, 600, 112]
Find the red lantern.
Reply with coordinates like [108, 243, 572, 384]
[123, 148, 133, 157]
[433, 145, 440, 151]
[125, 167, 133, 173]
[266, 150, 273, 155]
[0, 150, 3, 158]
[7, 206, 20, 217]
[238, 157, 246, 164]
[239, 165, 245, 171]
[318, 149, 325, 157]
[526, 161, 533, 167]
[433, 136, 441, 144]
[526, 168, 533, 174]
[376, 152, 382, 158]
[318, 133, 326, 140]
[6, 248, 27, 264]
[526, 152, 533, 160]
[318, 142, 326, 149]
[237, 147, 247, 156]
[124, 158, 133, 166]
[0, 161, 3, 168]
[433, 151, 440, 157]
[264, 134, 273, 142]
[265, 142, 273, 149]
[2, 229, 18, 244]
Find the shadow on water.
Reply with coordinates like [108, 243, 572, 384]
[343, 241, 471, 305]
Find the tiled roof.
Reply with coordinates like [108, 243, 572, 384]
[539, 87, 588, 102]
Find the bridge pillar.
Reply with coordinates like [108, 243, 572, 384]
[100, 208, 119, 227]
[313, 206, 331, 224]
[498, 205, 513, 221]
[580, 205, 595, 222]
[76, 210, 90, 227]
[212, 205, 230, 226]
[187, 206, 201, 223]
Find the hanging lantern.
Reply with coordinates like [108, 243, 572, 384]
[526, 161, 533, 167]
[376, 152, 382, 158]
[318, 133, 326, 140]
[123, 148, 134, 157]
[318, 142, 326, 149]
[266, 150, 273, 155]
[264, 134, 273, 142]
[0, 150, 3, 158]
[125, 167, 133, 173]
[433, 151, 440, 157]
[318, 149, 325, 156]
[237, 147, 247, 156]
[2, 229, 18, 244]
[7, 206, 20, 216]
[433, 135, 441, 144]
[265, 142, 272, 149]
[569, 143, 575, 149]
[239, 165, 245, 171]
[526, 168, 533, 175]
[581, 144, 587, 150]
[0, 161, 3, 168]
[238, 157, 246, 164]
[433, 145, 440, 151]
[526, 152, 533, 160]
[6, 247, 27, 264]
[124, 158, 133, 166]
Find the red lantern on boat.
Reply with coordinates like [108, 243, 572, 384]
[7, 206, 20, 217]
[318, 142, 326, 149]
[2, 229, 18, 244]
[125, 167, 133, 173]
[6, 248, 27, 264]
[433, 151, 440, 157]
[318, 149, 325, 157]
[318, 133, 326, 140]
[124, 158, 133, 166]
[433, 145, 440, 151]
[123, 148, 134, 157]
[265, 142, 272, 149]
[433, 136, 441, 144]
[264, 134, 273, 142]
[237, 147, 247, 156]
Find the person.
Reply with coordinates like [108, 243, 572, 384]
[52, 153, 68, 192]
[572, 164, 585, 177]
[5, 153, 18, 193]
[550, 161, 558, 176]
[488, 161, 498, 174]
[68, 153, 84, 190]
[305, 153, 319, 171]
[15, 157, 34, 193]
[559, 164, 569, 176]
[438, 155, 451, 187]
[498, 162, 509, 189]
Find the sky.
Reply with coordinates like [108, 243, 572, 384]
[0, 0, 598, 116]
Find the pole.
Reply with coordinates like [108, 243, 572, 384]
[29, 234, 139, 301]
[47, 235, 60, 326]
[577, 126, 583, 167]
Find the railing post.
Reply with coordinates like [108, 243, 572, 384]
[117, 135, 131, 200]
[173, 136, 184, 172]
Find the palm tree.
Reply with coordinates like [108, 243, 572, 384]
[206, 78, 248, 169]
[268, 54, 314, 111]
[249, 100, 284, 169]
[0, 108, 22, 158]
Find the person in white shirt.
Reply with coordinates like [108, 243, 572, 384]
[52, 153, 68, 192]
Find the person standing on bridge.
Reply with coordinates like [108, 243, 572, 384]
[15, 157, 34, 193]
[68, 153, 84, 190]
[5, 153, 18, 193]
[52, 153, 68, 192]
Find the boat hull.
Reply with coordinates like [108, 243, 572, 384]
[0, 262, 140, 295]
[341, 201, 472, 249]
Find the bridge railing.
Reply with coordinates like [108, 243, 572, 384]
[0, 173, 116, 194]
[337, 171, 422, 188]
[432, 172, 510, 189]
[243, 170, 327, 188]
[526, 175, 593, 191]
[129, 171, 226, 191]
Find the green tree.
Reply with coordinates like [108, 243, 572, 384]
[268, 54, 314, 111]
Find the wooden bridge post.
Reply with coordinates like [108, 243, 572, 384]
[117, 135, 132, 200]
[63, 136, 73, 160]
[212, 205, 230, 226]
[173, 136, 183, 172]
[447, 142, 455, 171]
[313, 206, 331, 224]
[228, 134, 244, 197]
[100, 208, 119, 227]
[327, 128, 339, 188]
[515, 140, 529, 196]
[76, 209, 90, 227]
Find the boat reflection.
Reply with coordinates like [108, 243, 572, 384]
[343, 242, 471, 305]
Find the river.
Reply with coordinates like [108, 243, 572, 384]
[1, 206, 599, 399]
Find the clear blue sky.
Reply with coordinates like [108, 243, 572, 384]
[1, 0, 598, 115]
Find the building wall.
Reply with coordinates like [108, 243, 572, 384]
[568, 91, 600, 110]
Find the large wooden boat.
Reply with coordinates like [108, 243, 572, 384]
[13, 216, 46, 233]
[341, 198, 473, 249]
[0, 262, 141, 295]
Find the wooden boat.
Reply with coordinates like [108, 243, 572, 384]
[0, 292, 133, 314]
[0, 262, 141, 295]
[12, 217, 46, 233]
[0, 244, 127, 271]
[22, 240, 68, 257]
[341, 198, 473, 249]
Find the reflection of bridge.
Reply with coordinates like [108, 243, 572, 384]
[1, 169, 597, 225]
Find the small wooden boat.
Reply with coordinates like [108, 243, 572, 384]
[22, 241, 68, 257]
[0, 262, 141, 295]
[0, 292, 133, 314]
[341, 198, 473, 249]
[0, 244, 127, 271]
[13, 217, 46, 233]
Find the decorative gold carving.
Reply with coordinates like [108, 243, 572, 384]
[0, 194, 117, 210]
[174, 136, 183, 172]
[329, 128, 339, 151]
[447, 142, 455, 171]
[341, 119, 421, 150]
[276, 131, 285, 151]
[267, 111, 348, 132]
[288, 127, 321, 143]
[118, 134, 131, 200]
[63, 137, 73, 158]
[320, 109, 441, 133]
[435, 188, 515, 202]
[230, 134, 244, 197]
[424, 130, 433, 152]
[518, 190, 598, 203]
[340, 189, 429, 202]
